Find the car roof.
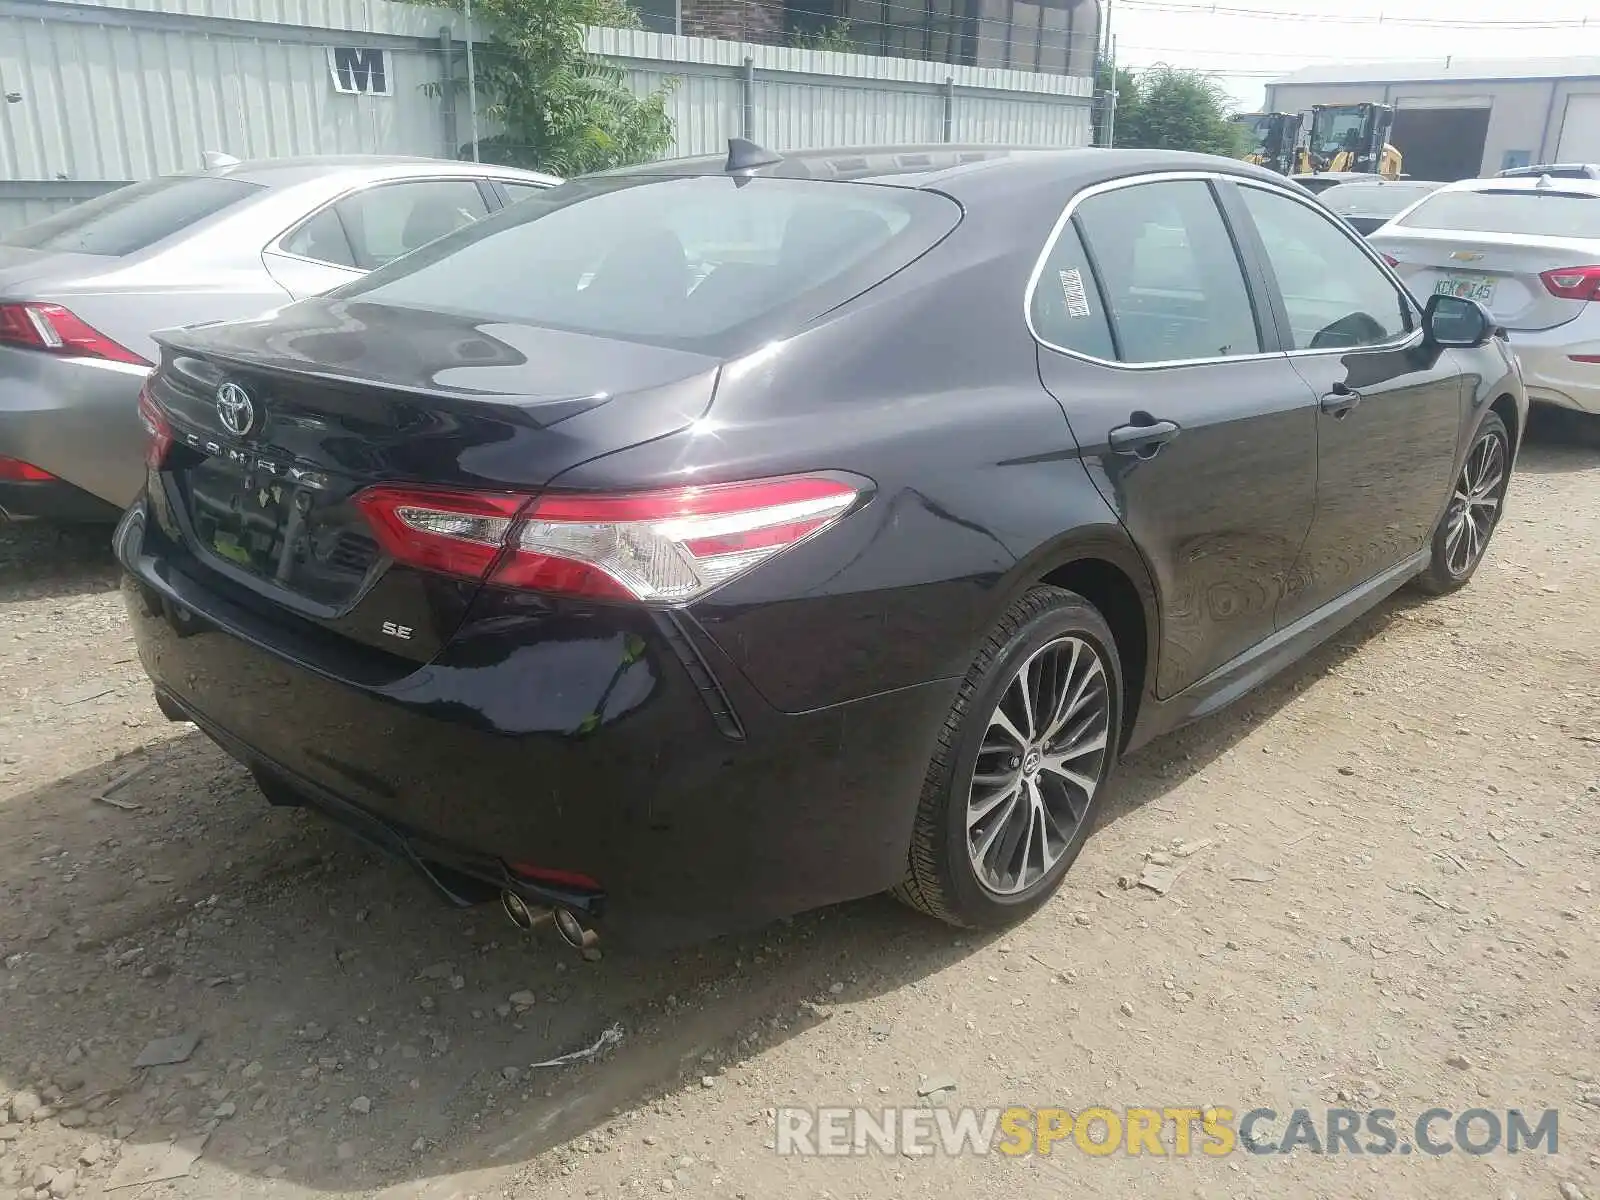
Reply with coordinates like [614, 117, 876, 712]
[1290, 171, 1382, 183]
[185, 155, 560, 188]
[1320, 178, 1443, 189]
[1439, 175, 1600, 197]
[593, 143, 1303, 196]
[1497, 162, 1600, 179]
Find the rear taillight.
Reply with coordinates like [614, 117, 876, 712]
[354, 476, 862, 603]
[0, 455, 57, 482]
[136, 382, 173, 470]
[355, 487, 528, 581]
[1539, 265, 1600, 301]
[0, 302, 150, 366]
[496, 477, 861, 601]
[1380, 253, 1399, 268]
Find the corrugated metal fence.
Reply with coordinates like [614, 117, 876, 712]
[590, 29, 1094, 157]
[0, 0, 1092, 231]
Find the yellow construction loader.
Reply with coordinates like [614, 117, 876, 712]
[1304, 103, 1402, 179]
[1232, 112, 1306, 176]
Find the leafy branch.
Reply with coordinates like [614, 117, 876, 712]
[415, 0, 676, 175]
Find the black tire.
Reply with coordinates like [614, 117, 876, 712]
[1415, 411, 1510, 596]
[893, 585, 1123, 928]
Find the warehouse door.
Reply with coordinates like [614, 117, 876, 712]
[1556, 95, 1600, 162]
[1391, 105, 1491, 180]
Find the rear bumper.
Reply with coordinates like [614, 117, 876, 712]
[0, 475, 122, 521]
[158, 687, 607, 919]
[0, 346, 151, 507]
[116, 502, 953, 946]
[1505, 323, 1600, 414]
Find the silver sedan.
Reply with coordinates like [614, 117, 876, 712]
[1370, 174, 1600, 422]
[0, 156, 557, 519]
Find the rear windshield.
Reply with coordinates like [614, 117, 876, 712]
[1320, 182, 1437, 217]
[1397, 189, 1600, 238]
[1, 175, 263, 256]
[335, 175, 960, 352]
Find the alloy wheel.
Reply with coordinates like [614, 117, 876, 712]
[966, 635, 1110, 896]
[1444, 428, 1507, 578]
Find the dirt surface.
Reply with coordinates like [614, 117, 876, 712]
[1, 416, 1596, 1200]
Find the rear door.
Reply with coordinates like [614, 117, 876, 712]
[1229, 178, 1464, 628]
[1033, 174, 1319, 698]
[1372, 186, 1600, 333]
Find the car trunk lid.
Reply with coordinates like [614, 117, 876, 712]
[149, 298, 720, 664]
[0, 247, 110, 297]
[1374, 228, 1600, 332]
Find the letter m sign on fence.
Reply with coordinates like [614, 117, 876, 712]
[328, 47, 392, 96]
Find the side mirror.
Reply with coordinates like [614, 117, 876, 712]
[1424, 293, 1495, 348]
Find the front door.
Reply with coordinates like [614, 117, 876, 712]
[1032, 176, 1319, 698]
[1227, 181, 1464, 628]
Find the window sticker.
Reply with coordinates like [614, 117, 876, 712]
[1058, 267, 1092, 319]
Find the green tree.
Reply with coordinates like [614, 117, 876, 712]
[427, 0, 676, 175]
[1102, 64, 1245, 157]
[788, 17, 857, 52]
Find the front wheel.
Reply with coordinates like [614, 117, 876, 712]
[1415, 412, 1510, 595]
[894, 586, 1122, 928]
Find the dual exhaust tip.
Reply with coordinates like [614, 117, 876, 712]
[501, 891, 600, 957]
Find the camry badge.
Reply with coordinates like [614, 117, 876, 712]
[1450, 250, 1484, 262]
[216, 381, 258, 438]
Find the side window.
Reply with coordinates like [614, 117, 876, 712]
[1238, 185, 1413, 350]
[1072, 180, 1262, 364]
[334, 180, 490, 270]
[500, 181, 549, 206]
[281, 206, 357, 269]
[1029, 221, 1115, 359]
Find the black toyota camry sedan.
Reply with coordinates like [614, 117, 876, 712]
[117, 143, 1525, 948]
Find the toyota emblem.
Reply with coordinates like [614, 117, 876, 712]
[215, 381, 258, 438]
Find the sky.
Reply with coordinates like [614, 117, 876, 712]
[1106, 0, 1600, 110]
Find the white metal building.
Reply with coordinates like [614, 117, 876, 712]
[0, 0, 1094, 232]
[1264, 56, 1600, 182]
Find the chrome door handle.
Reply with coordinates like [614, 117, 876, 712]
[1108, 418, 1181, 458]
[1319, 382, 1362, 417]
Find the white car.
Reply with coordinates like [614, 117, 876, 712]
[1369, 175, 1600, 419]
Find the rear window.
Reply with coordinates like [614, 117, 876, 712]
[335, 175, 959, 351]
[1398, 189, 1600, 238]
[1, 175, 263, 256]
[1320, 183, 1437, 217]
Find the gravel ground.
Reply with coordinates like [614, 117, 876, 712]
[0, 414, 1595, 1200]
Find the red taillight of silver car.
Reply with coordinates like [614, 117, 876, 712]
[0, 302, 150, 366]
[355, 476, 862, 602]
[1539, 265, 1600, 301]
[0, 456, 58, 482]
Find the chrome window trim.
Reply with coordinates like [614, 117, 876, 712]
[263, 244, 365, 274]
[1023, 169, 1421, 370]
[264, 174, 509, 271]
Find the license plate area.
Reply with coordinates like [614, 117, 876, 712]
[180, 452, 379, 608]
[1435, 274, 1496, 304]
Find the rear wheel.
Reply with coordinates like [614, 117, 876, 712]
[1415, 412, 1509, 595]
[894, 586, 1122, 928]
